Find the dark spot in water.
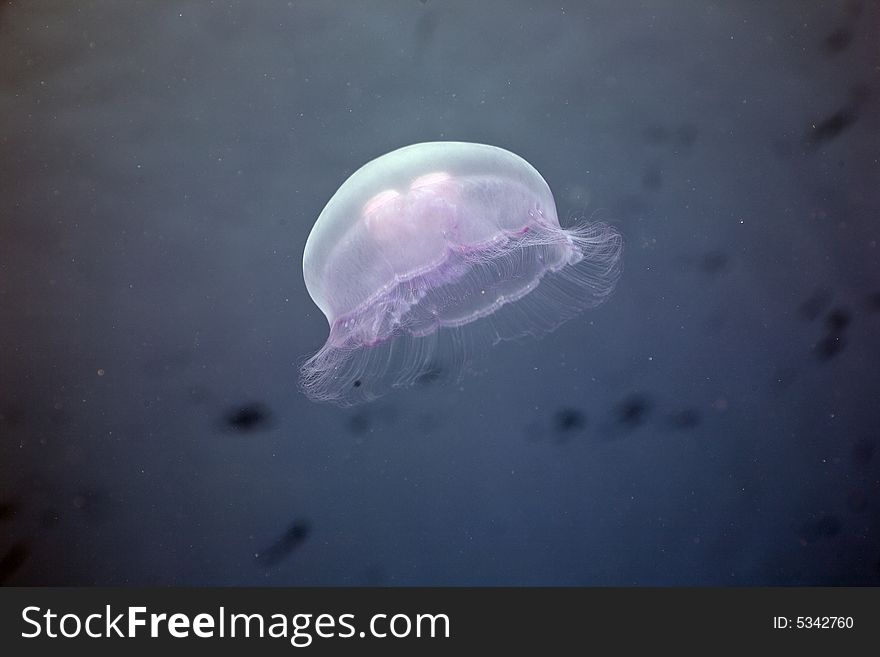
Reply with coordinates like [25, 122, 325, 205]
[554, 408, 586, 435]
[846, 490, 868, 513]
[806, 107, 858, 146]
[813, 334, 846, 361]
[825, 308, 851, 333]
[642, 166, 662, 191]
[823, 27, 853, 55]
[256, 520, 311, 567]
[852, 439, 874, 465]
[224, 403, 273, 432]
[415, 363, 443, 386]
[414, 8, 437, 46]
[810, 303, 850, 362]
[0, 501, 16, 521]
[0, 543, 30, 584]
[667, 409, 701, 430]
[348, 410, 371, 435]
[348, 405, 398, 435]
[867, 291, 880, 311]
[615, 394, 652, 429]
[700, 250, 728, 275]
[352, 379, 362, 388]
[800, 514, 842, 543]
[798, 289, 833, 321]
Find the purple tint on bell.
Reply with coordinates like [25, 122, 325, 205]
[301, 142, 622, 404]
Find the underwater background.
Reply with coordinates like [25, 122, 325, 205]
[1, 0, 878, 585]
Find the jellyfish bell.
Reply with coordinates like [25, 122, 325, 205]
[301, 141, 622, 404]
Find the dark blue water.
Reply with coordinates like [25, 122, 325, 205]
[1, 0, 878, 585]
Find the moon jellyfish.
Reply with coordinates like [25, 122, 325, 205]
[301, 141, 622, 404]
